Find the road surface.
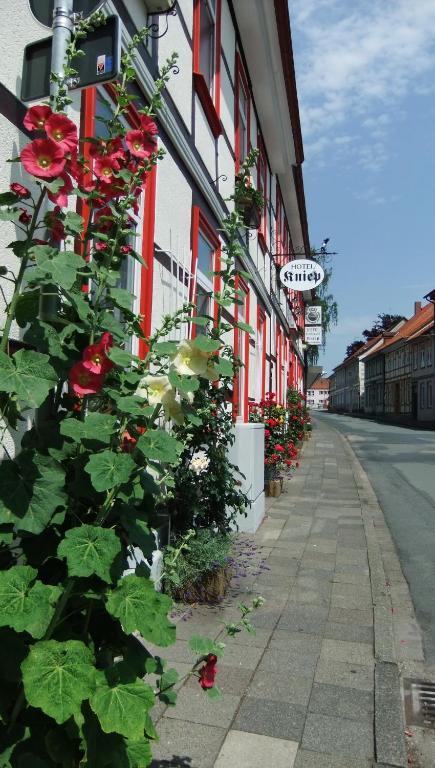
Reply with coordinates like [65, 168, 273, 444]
[312, 411, 435, 664]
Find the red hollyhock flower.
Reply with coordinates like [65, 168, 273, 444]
[95, 242, 108, 252]
[21, 139, 66, 178]
[264, 429, 271, 439]
[45, 207, 66, 241]
[285, 459, 293, 467]
[23, 105, 52, 132]
[10, 182, 31, 198]
[121, 430, 138, 453]
[120, 245, 132, 254]
[140, 114, 158, 136]
[18, 208, 32, 224]
[89, 136, 124, 159]
[46, 113, 78, 153]
[198, 654, 218, 690]
[47, 171, 73, 208]
[94, 155, 120, 183]
[125, 129, 156, 158]
[68, 361, 105, 396]
[274, 444, 284, 452]
[82, 333, 114, 375]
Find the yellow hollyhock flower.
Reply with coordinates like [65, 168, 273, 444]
[170, 339, 211, 378]
[135, 374, 175, 405]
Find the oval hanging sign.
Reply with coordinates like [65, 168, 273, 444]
[280, 259, 324, 291]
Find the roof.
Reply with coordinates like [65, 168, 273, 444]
[311, 377, 330, 390]
[364, 304, 434, 359]
[333, 335, 382, 371]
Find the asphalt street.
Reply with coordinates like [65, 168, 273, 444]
[312, 411, 435, 665]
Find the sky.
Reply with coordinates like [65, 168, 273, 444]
[290, 0, 435, 374]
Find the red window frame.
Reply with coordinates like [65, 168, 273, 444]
[190, 206, 221, 338]
[257, 306, 266, 401]
[193, 0, 222, 138]
[233, 274, 251, 422]
[234, 52, 250, 173]
[275, 183, 284, 265]
[78, 86, 157, 360]
[257, 135, 268, 247]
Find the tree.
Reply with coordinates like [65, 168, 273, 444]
[362, 313, 406, 340]
[346, 340, 365, 358]
[306, 249, 338, 365]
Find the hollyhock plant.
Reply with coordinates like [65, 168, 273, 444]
[68, 361, 105, 396]
[45, 113, 78, 153]
[47, 171, 73, 207]
[125, 128, 157, 158]
[18, 208, 32, 225]
[198, 654, 218, 689]
[82, 333, 114, 375]
[23, 104, 52, 131]
[21, 138, 66, 178]
[10, 182, 31, 198]
[93, 154, 120, 183]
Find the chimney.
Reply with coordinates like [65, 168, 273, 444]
[414, 301, 422, 314]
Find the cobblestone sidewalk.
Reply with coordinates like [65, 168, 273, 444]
[150, 417, 417, 768]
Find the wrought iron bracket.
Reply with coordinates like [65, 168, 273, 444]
[209, 174, 228, 185]
[148, 3, 178, 40]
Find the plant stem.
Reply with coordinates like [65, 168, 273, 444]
[0, 189, 46, 354]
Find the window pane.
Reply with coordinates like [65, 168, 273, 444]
[197, 232, 214, 276]
[195, 285, 210, 334]
[239, 83, 248, 161]
[200, 2, 215, 94]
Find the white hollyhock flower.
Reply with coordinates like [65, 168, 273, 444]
[171, 339, 211, 377]
[135, 374, 175, 405]
[189, 450, 210, 475]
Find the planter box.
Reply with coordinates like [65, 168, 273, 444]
[266, 479, 282, 498]
[172, 565, 232, 604]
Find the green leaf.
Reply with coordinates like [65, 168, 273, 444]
[107, 347, 135, 368]
[106, 575, 175, 647]
[0, 192, 18, 206]
[235, 321, 254, 334]
[192, 336, 221, 352]
[137, 430, 183, 465]
[0, 208, 21, 221]
[0, 451, 66, 534]
[90, 673, 155, 740]
[188, 316, 210, 327]
[64, 211, 83, 235]
[159, 668, 179, 692]
[31, 245, 84, 290]
[21, 640, 96, 724]
[111, 394, 149, 417]
[214, 358, 234, 377]
[98, 312, 125, 341]
[23, 321, 67, 362]
[60, 413, 117, 445]
[58, 525, 122, 583]
[109, 287, 135, 311]
[152, 341, 178, 356]
[0, 566, 61, 639]
[124, 739, 153, 768]
[14, 290, 40, 328]
[206, 686, 222, 700]
[67, 290, 93, 323]
[43, 178, 64, 194]
[168, 371, 200, 394]
[121, 516, 154, 553]
[85, 451, 136, 492]
[0, 349, 57, 409]
[188, 635, 224, 658]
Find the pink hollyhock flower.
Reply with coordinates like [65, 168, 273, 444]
[94, 155, 120, 183]
[125, 129, 156, 158]
[274, 444, 284, 452]
[47, 171, 73, 208]
[264, 429, 271, 439]
[89, 136, 124, 159]
[18, 208, 32, 225]
[198, 654, 218, 690]
[68, 361, 105, 396]
[82, 333, 114, 375]
[120, 245, 132, 254]
[95, 242, 108, 252]
[10, 182, 31, 198]
[21, 139, 66, 178]
[23, 105, 52, 132]
[45, 113, 78, 153]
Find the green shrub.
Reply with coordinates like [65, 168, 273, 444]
[164, 529, 233, 601]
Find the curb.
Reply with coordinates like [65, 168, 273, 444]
[321, 422, 409, 768]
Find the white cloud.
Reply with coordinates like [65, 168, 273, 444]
[291, 0, 435, 169]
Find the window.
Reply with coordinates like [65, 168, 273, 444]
[420, 382, 426, 409]
[256, 307, 266, 401]
[190, 207, 221, 336]
[257, 136, 268, 244]
[428, 381, 433, 408]
[413, 348, 418, 369]
[235, 54, 250, 171]
[193, 0, 221, 138]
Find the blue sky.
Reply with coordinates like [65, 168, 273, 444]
[290, 0, 435, 374]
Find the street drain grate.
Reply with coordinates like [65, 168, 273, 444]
[403, 679, 435, 729]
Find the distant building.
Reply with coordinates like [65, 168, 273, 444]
[307, 377, 329, 410]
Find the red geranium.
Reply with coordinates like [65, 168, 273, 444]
[10, 182, 31, 198]
[68, 362, 105, 396]
[125, 129, 157, 159]
[46, 114, 78, 153]
[23, 105, 52, 132]
[21, 139, 66, 179]
[47, 171, 73, 208]
[82, 332, 113, 375]
[198, 654, 218, 690]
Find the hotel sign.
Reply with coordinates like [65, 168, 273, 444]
[305, 326, 323, 345]
[280, 259, 324, 291]
[305, 305, 322, 326]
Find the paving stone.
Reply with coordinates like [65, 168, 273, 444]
[332, 569, 370, 585]
[248, 669, 313, 706]
[320, 638, 374, 666]
[258, 647, 318, 676]
[328, 606, 373, 627]
[165, 686, 240, 728]
[294, 748, 372, 768]
[185, 664, 253, 695]
[336, 548, 368, 566]
[216, 627, 272, 648]
[302, 712, 374, 758]
[214, 730, 299, 768]
[150, 718, 226, 767]
[309, 682, 374, 720]
[323, 621, 374, 644]
[278, 604, 329, 634]
[233, 696, 306, 741]
[314, 658, 374, 691]
[269, 630, 323, 655]
[217, 642, 264, 670]
[306, 539, 337, 554]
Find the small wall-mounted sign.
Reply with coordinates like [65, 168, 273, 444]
[305, 326, 323, 345]
[280, 259, 324, 291]
[305, 305, 322, 326]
